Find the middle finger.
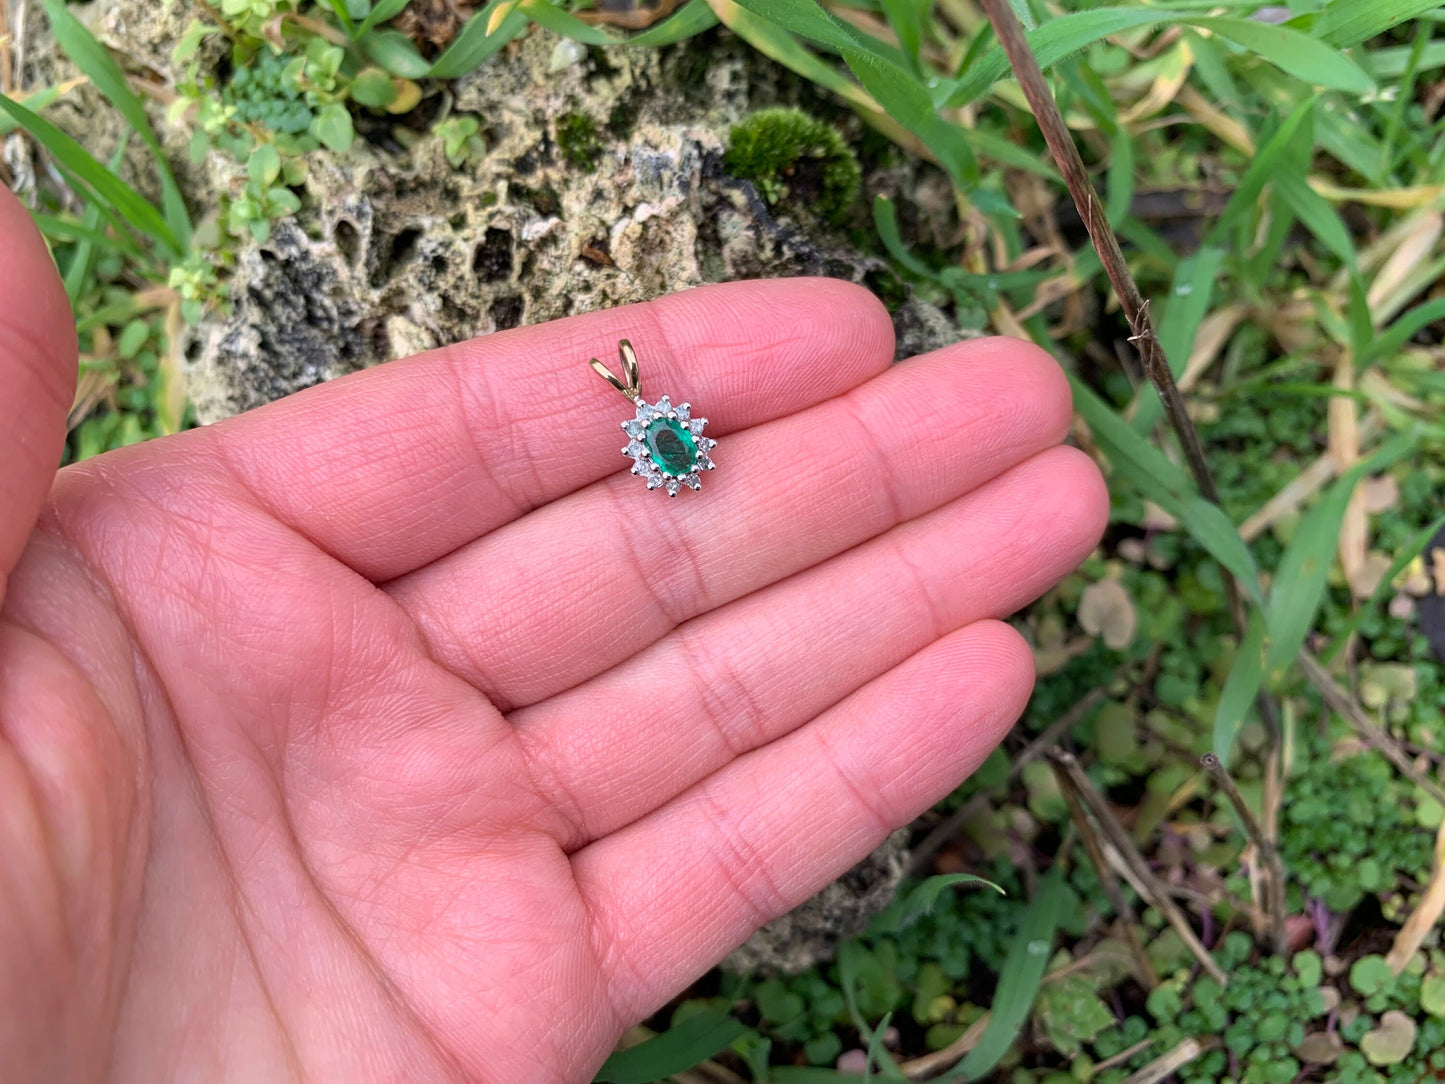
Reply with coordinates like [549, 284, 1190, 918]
[385, 338, 1070, 710]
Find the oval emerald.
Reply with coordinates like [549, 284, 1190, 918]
[646, 416, 698, 476]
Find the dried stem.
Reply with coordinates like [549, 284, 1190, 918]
[1201, 753, 1286, 953]
[909, 684, 1111, 876]
[976, 0, 1282, 748]
[1298, 650, 1445, 809]
[1053, 761, 1159, 987]
[1049, 751, 1227, 984]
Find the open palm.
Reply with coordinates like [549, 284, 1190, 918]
[0, 190, 1106, 1084]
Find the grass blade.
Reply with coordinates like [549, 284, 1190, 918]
[842, 47, 977, 186]
[625, 1, 718, 47]
[894, 874, 1005, 929]
[357, 0, 409, 36]
[728, 0, 906, 69]
[0, 92, 176, 251]
[1263, 432, 1416, 681]
[1206, 96, 1317, 247]
[592, 1009, 748, 1084]
[943, 866, 1065, 1081]
[520, 0, 619, 45]
[1311, 0, 1444, 48]
[1194, 17, 1374, 94]
[1072, 376, 1264, 602]
[43, 0, 190, 253]
[1366, 297, 1445, 363]
[428, 0, 529, 78]
[880, 0, 925, 74]
[710, 4, 874, 112]
[1212, 609, 1268, 763]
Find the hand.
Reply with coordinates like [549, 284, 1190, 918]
[0, 187, 1106, 1084]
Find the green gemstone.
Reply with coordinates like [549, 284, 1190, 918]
[645, 416, 698, 476]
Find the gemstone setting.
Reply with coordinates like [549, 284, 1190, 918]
[620, 395, 716, 496]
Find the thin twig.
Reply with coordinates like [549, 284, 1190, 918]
[909, 685, 1111, 876]
[1298, 650, 1445, 809]
[1053, 760, 1159, 987]
[1201, 754, 1286, 954]
[977, 0, 1283, 743]
[1049, 751, 1227, 984]
[975, 0, 1214, 500]
[1012, 686, 1109, 775]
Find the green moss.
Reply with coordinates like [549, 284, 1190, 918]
[723, 107, 861, 221]
[556, 110, 603, 173]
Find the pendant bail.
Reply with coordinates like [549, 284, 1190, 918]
[589, 339, 642, 401]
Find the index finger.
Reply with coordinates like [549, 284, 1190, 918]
[205, 278, 895, 582]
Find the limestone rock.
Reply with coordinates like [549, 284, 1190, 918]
[723, 831, 911, 975]
[180, 27, 956, 421]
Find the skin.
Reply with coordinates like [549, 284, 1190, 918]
[0, 185, 1108, 1084]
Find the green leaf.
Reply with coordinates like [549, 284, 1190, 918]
[364, 28, 432, 77]
[842, 47, 977, 186]
[1311, 0, 1445, 48]
[248, 143, 282, 187]
[357, 0, 409, 36]
[729, 0, 905, 69]
[1212, 609, 1267, 763]
[520, 0, 619, 44]
[593, 1010, 748, 1084]
[624, 1, 718, 47]
[0, 92, 177, 250]
[310, 103, 355, 152]
[895, 874, 1006, 929]
[428, 0, 530, 79]
[42, 0, 190, 253]
[1193, 17, 1375, 94]
[1320, 513, 1445, 665]
[1071, 376, 1263, 602]
[350, 66, 399, 108]
[944, 867, 1065, 1081]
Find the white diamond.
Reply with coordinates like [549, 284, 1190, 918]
[697, 454, 714, 470]
[635, 401, 655, 421]
[675, 402, 690, 421]
[688, 418, 706, 435]
[646, 473, 664, 489]
[631, 461, 649, 476]
[682, 474, 701, 490]
[624, 418, 646, 438]
[656, 394, 672, 413]
[665, 477, 681, 496]
[625, 439, 646, 457]
[700, 437, 717, 452]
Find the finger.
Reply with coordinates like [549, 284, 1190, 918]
[514, 445, 1106, 849]
[573, 620, 1034, 1022]
[389, 337, 1071, 709]
[0, 189, 76, 601]
[207, 278, 894, 582]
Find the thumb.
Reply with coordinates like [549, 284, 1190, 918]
[0, 187, 76, 602]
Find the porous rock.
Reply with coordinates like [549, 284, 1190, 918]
[180, 27, 957, 421]
[723, 830, 911, 975]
